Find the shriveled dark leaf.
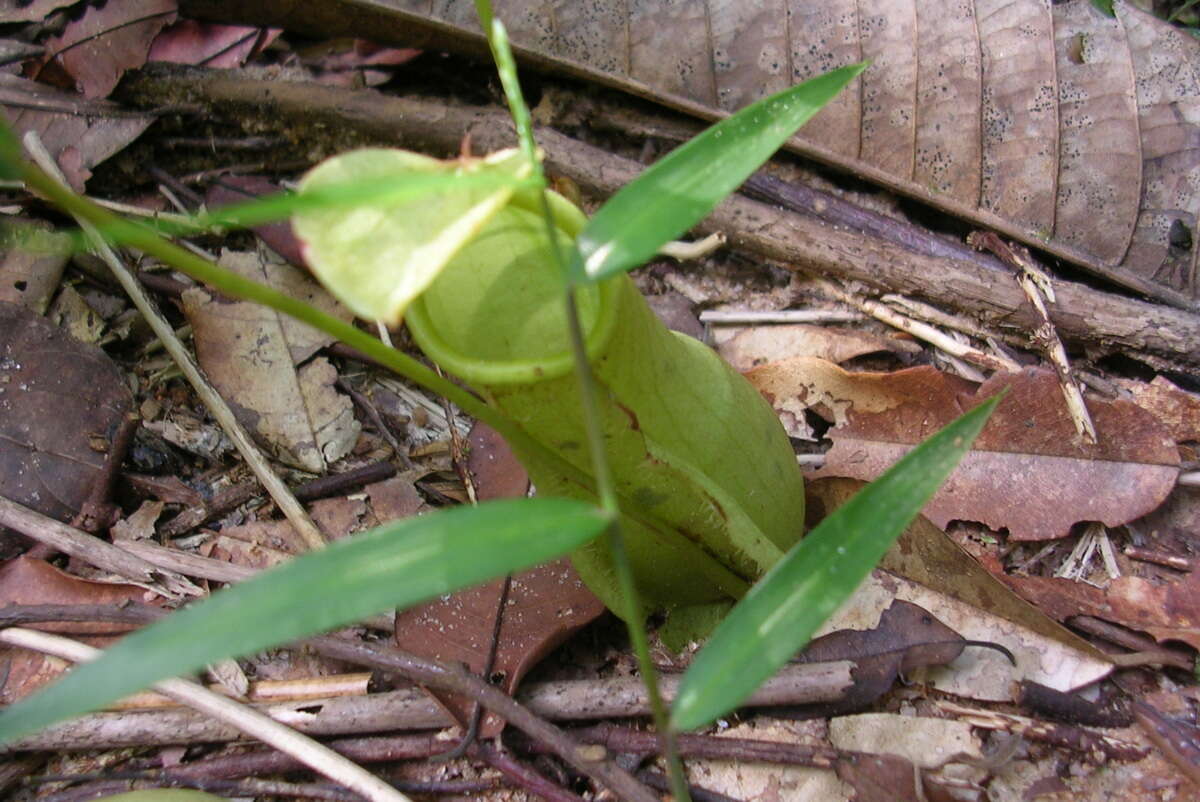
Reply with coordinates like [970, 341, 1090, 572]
[0, 302, 132, 553]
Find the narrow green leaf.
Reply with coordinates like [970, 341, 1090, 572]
[0, 498, 607, 745]
[576, 62, 866, 281]
[1090, 0, 1116, 17]
[669, 395, 1002, 732]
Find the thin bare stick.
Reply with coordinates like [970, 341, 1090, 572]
[698, 309, 863, 325]
[0, 628, 409, 802]
[23, 132, 326, 551]
[814, 278, 1021, 373]
[0, 496, 198, 598]
[969, 232, 1097, 443]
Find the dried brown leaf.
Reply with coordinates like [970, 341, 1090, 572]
[148, 20, 276, 68]
[0, 302, 132, 553]
[394, 560, 606, 736]
[39, 0, 176, 98]
[1117, 376, 1200, 444]
[751, 358, 1179, 540]
[0, 74, 153, 191]
[181, 250, 359, 473]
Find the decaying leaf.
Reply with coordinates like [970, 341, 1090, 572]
[1000, 569, 1200, 652]
[715, 323, 920, 372]
[205, 176, 307, 269]
[0, 557, 159, 704]
[181, 250, 359, 473]
[397, 422, 599, 735]
[148, 20, 276, 69]
[394, 560, 606, 736]
[38, 0, 176, 98]
[0, 301, 132, 551]
[789, 600, 968, 718]
[466, 420, 529, 501]
[809, 477, 1112, 701]
[829, 713, 980, 770]
[684, 719, 853, 801]
[751, 358, 1179, 540]
[245, 0, 1200, 306]
[0, 74, 154, 191]
[0, 0, 75, 25]
[1117, 376, 1200, 444]
[0, 218, 69, 313]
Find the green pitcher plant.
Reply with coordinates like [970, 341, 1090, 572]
[293, 148, 805, 620]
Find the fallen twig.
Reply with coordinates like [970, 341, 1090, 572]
[0, 627, 409, 802]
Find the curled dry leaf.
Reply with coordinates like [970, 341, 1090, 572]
[181, 250, 359, 473]
[750, 358, 1179, 540]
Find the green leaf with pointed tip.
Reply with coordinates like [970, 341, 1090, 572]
[669, 394, 1002, 732]
[576, 62, 866, 282]
[0, 498, 607, 746]
[292, 147, 534, 324]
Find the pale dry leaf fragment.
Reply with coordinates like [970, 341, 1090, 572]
[0, 219, 69, 312]
[684, 719, 852, 802]
[111, 500, 164, 542]
[181, 251, 359, 473]
[752, 358, 1179, 540]
[828, 713, 982, 770]
[715, 323, 920, 372]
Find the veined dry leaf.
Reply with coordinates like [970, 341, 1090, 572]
[149, 20, 277, 69]
[181, 250, 359, 473]
[38, 0, 176, 98]
[192, 0, 1200, 307]
[749, 358, 1179, 540]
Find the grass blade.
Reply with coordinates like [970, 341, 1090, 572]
[0, 498, 608, 745]
[576, 62, 866, 282]
[669, 395, 1001, 732]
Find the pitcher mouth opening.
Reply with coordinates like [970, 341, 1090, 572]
[404, 192, 623, 386]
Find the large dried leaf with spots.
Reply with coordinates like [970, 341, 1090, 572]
[189, 0, 1200, 308]
[748, 358, 1179, 540]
